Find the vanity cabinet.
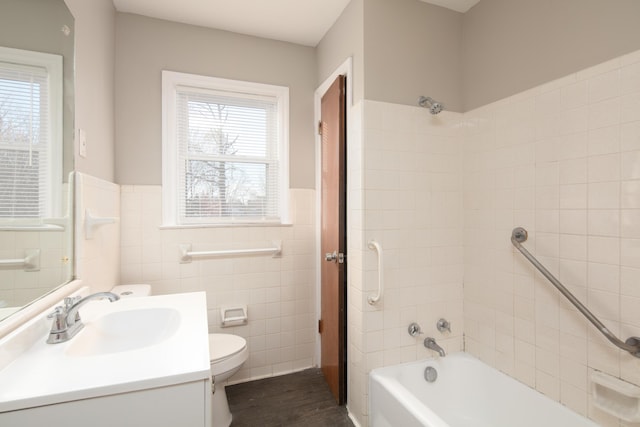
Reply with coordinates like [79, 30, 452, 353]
[0, 379, 210, 427]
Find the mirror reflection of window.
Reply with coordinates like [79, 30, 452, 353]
[0, 47, 62, 222]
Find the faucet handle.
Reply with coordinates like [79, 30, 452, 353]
[64, 296, 80, 309]
[47, 306, 63, 319]
[437, 318, 451, 333]
[64, 296, 82, 322]
[47, 306, 66, 332]
[408, 322, 423, 337]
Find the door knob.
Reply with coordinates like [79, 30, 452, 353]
[324, 251, 345, 263]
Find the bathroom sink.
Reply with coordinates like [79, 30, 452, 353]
[66, 307, 181, 357]
[0, 291, 210, 414]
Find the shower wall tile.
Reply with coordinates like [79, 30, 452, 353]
[350, 100, 465, 426]
[463, 48, 640, 426]
[119, 186, 316, 384]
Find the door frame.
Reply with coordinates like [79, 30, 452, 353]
[313, 57, 353, 373]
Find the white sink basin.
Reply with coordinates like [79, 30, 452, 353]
[66, 307, 181, 357]
[0, 292, 210, 413]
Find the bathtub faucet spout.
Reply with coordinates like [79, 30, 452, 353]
[424, 337, 446, 357]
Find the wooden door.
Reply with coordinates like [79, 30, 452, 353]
[319, 75, 346, 405]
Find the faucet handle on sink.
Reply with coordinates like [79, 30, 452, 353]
[64, 296, 82, 321]
[47, 306, 66, 333]
[64, 296, 81, 307]
[47, 306, 63, 318]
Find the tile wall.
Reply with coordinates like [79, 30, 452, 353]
[0, 181, 72, 309]
[348, 100, 466, 425]
[463, 49, 640, 426]
[75, 172, 120, 291]
[0, 227, 69, 308]
[118, 187, 316, 382]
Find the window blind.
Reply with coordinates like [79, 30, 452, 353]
[175, 87, 281, 223]
[0, 61, 50, 218]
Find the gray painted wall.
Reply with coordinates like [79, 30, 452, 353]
[115, 13, 317, 188]
[462, 0, 640, 111]
[318, 0, 463, 112]
[77, 0, 640, 185]
[364, 0, 463, 112]
[316, 0, 364, 103]
[65, 0, 116, 182]
[320, 0, 640, 113]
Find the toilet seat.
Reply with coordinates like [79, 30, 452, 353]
[208, 333, 248, 377]
[209, 333, 246, 362]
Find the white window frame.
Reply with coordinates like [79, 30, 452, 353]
[162, 70, 290, 227]
[0, 46, 63, 222]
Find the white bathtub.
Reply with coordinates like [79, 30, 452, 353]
[369, 352, 599, 427]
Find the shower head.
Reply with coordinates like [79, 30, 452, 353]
[418, 96, 444, 115]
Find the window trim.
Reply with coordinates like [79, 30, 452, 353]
[162, 70, 290, 227]
[0, 46, 63, 222]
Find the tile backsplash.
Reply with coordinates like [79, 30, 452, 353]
[118, 186, 316, 382]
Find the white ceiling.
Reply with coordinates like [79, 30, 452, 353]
[112, 0, 481, 47]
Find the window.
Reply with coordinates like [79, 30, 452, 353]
[0, 47, 62, 220]
[162, 71, 289, 226]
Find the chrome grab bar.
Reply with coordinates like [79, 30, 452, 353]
[511, 227, 640, 358]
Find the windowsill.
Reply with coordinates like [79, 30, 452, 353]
[159, 222, 293, 230]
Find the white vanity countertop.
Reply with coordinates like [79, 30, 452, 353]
[0, 292, 210, 413]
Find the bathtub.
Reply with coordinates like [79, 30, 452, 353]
[369, 352, 599, 427]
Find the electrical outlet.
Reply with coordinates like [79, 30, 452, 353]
[78, 128, 87, 158]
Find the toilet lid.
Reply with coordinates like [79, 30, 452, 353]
[208, 333, 247, 362]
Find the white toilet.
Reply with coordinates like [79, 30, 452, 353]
[208, 333, 248, 427]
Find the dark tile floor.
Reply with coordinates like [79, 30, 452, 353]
[227, 368, 355, 427]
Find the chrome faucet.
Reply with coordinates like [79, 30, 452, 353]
[424, 337, 446, 357]
[46, 292, 120, 344]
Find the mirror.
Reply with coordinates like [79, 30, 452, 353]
[0, 0, 74, 321]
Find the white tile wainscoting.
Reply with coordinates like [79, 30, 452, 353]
[75, 173, 120, 292]
[118, 186, 316, 383]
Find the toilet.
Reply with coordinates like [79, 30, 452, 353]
[208, 333, 248, 427]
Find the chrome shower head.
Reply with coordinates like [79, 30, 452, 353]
[418, 96, 444, 115]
